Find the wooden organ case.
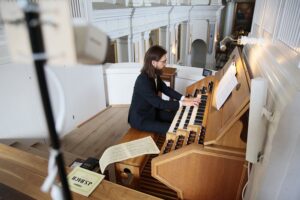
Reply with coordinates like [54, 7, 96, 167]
[151, 47, 250, 200]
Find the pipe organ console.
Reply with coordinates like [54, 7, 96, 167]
[116, 47, 250, 200]
[151, 47, 250, 200]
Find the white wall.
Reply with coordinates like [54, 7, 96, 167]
[244, 0, 300, 199]
[190, 20, 208, 43]
[103, 63, 142, 105]
[0, 63, 107, 140]
[50, 64, 107, 135]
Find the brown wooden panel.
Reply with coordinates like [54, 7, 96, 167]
[152, 145, 245, 200]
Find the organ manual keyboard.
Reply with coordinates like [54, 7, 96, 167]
[151, 47, 250, 200]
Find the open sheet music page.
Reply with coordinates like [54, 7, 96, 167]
[99, 136, 160, 173]
[215, 63, 238, 110]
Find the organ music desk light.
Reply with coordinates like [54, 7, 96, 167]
[0, 1, 109, 199]
[220, 35, 264, 52]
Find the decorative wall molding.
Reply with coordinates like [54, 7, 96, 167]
[190, 5, 222, 21]
[91, 8, 133, 39]
[210, 0, 222, 5]
[251, 0, 300, 53]
[191, 0, 210, 5]
[132, 32, 142, 43]
[176, 0, 190, 5]
[276, 0, 300, 53]
[169, 6, 191, 25]
[132, 7, 171, 34]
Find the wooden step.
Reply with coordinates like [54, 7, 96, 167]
[32, 142, 86, 166]
[10, 142, 48, 159]
[31, 142, 49, 152]
[11, 142, 84, 166]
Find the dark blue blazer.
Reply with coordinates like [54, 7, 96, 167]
[128, 73, 182, 130]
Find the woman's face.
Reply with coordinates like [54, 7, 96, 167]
[152, 54, 167, 70]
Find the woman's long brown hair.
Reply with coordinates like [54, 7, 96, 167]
[141, 45, 167, 78]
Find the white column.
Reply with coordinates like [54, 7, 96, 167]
[179, 22, 188, 65]
[144, 31, 151, 51]
[132, 33, 141, 63]
[159, 26, 167, 49]
[139, 33, 145, 63]
[186, 22, 193, 66]
[186, 6, 193, 66]
[127, 36, 134, 62]
[223, 0, 236, 37]
[208, 20, 216, 54]
[169, 24, 176, 64]
[207, 19, 217, 69]
[116, 37, 129, 62]
[134, 42, 139, 62]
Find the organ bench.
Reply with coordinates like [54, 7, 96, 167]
[115, 128, 158, 188]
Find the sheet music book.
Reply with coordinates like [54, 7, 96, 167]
[67, 166, 105, 197]
[215, 62, 238, 110]
[99, 136, 160, 173]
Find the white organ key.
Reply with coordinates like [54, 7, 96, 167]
[168, 105, 183, 133]
[189, 94, 201, 126]
[178, 106, 190, 130]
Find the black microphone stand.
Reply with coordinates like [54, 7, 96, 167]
[23, 3, 72, 200]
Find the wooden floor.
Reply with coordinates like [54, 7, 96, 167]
[62, 105, 130, 159]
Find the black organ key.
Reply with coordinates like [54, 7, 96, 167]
[164, 139, 175, 153]
[198, 108, 205, 112]
[201, 87, 207, 94]
[198, 127, 206, 144]
[187, 131, 197, 145]
[190, 131, 196, 136]
[193, 89, 199, 97]
[175, 135, 185, 149]
[178, 135, 185, 140]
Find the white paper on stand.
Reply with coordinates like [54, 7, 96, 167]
[99, 136, 160, 173]
[228, 62, 237, 75]
[215, 63, 238, 110]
